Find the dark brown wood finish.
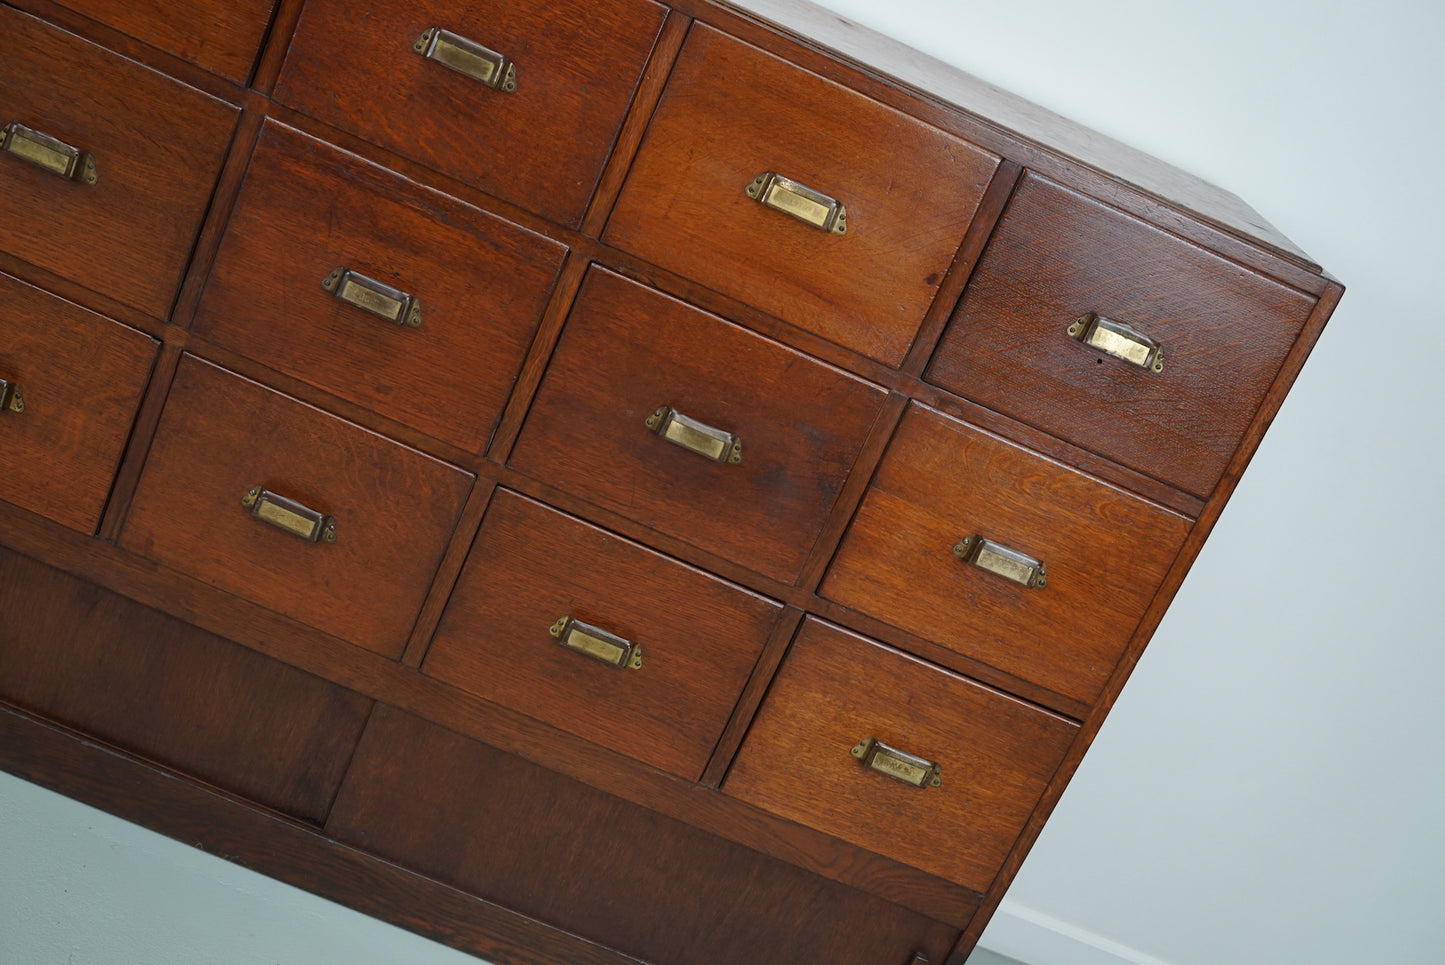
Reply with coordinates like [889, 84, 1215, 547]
[118, 355, 473, 658]
[0, 6, 238, 319]
[511, 266, 889, 584]
[329, 706, 966, 965]
[605, 23, 1001, 366]
[0, 271, 157, 534]
[193, 120, 568, 453]
[274, 0, 669, 227]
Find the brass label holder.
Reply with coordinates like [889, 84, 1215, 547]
[242, 486, 336, 543]
[953, 535, 1047, 589]
[413, 27, 517, 92]
[322, 267, 422, 328]
[1068, 313, 1164, 373]
[851, 737, 942, 789]
[645, 406, 743, 464]
[745, 172, 847, 234]
[1, 122, 97, 184]
[0, 378, 24, 413]
[549, 616, 643, 670]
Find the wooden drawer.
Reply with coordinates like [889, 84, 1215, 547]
[0, 547, 372, 824]
[119, 356, 473, 658]
[725, 619, 1077, 893]
[927, 173, 1318, 498]
[45, 0, 277, 83]
[821, 403, 1190, 706]
[605, 24, 1000, 366]
[0, 6, 237, 319]
[274, 0, 667, 227]
[423, 490, 780, 780]
[509, 267, 887, 584]
[0, 271, 157, 534]
[193, 121, 567, 453]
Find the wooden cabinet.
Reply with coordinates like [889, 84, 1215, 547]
[0, 1, 1342, 963]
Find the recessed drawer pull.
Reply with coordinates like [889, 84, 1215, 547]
[413, 27, 517, 93]
[745, 172, 847, 235]
[1, 122, 98, 184]
[321, 267, 422, 328]
[549, 616, 643, 670]
[1067, 313, 1164, 373]
[241, 486, 336, 543]
[645, 406, 743, 464]
[0, 377, 25, 413]
[850, 737, 942, 789]
[953, 535, 1047, 589]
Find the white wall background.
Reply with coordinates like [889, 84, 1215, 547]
[4, 2, 1443, 964]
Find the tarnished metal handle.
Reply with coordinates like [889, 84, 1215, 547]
[645, 406, 742, 464]
[851, 737, 942, 789]
[745, 172, 847, 234]
[549, 616, 643, 670]
[0, 377, 24, 413]
[1068, 313, 1164, 373]
[413, 27, 517, 92]
[1, 122, 97, 184]
[953, 535, 1046, 589]
[321, 267, 422, 328]
[242, 486, 336, 543]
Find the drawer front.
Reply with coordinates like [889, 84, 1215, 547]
[47, 0, 277, 83]
[0, 271, 157, 534]
[605, 24, 1000, 366]
[274, 0, 667, 227]
[423, 490, 781, 780]
[0, 7, 238, 319]
[725, 619, 1077, 892]
[193, 121, 567, 453]
[927, 173, 1318, 498]
[509, 267, 888, 584]
[119, 356, 473, 658]
[821, 403, 1190, 706]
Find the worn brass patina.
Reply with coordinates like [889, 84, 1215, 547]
[242, 486, 336, 543]
[1067, 312, 1164, 373]
[548, 616, 643, 670]
[413, 27, 517, 92]
[850, 737, 942, 789]
[953, 535, 1047, 589]
[1, 122, 97, 184]
[745, 172, 846, 234]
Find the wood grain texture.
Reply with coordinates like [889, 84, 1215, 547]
[0, 7, 238, 320]
[510, 266, 888, 584]
[193, 120, 567, 453]
[118, 355, 474, 658]
[423, 489, 783, 780]
[927, 174, 1318, 499]
[725, 619, 1078, 893]
[41, 0, 277, 83]
[0, 271, 157, 534]
[0, 546, 371, 822]
[605, 23, 1000, 366]
[329, 705, 965, 965]
[822, 403, 1191, 707]
[273, 0, 668, 227]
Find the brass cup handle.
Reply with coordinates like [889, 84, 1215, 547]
[644, 406, 743, 464]
[242, 487, 336, 543]
[953, 535, 1046, 589]
[0, 377, 25, 413]
[549, 616, 643, 670]
[321, 267, 422, 328]
[745, 172, 847, 234]
[1068, 312, 1164, 373]
[2, 121, 97, 184]
[851, 737, 942, 789]
[413, 27, 517, 93]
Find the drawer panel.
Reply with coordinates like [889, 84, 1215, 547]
[194, 121, 567, 453]
[605, 24, 1000, 366]
[119, 356, 473, 658]
[822, 403, 1190, 706]
[0, 6, 238, 319]
[0, 546, 373, 824]
[274, 0, 667, 227]
[423, 490, 781, 780]
[0, 271, 157, 534]
[725, 619, 1077, 893]
[46, 0, 276, 83]
[927, 173, 1318, 498]
[509, 267, 887, 584]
